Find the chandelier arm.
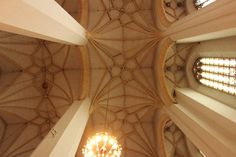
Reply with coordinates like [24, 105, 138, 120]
[105, 78, 111, 131]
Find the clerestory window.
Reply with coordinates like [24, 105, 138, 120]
[193, 57, 236, 95]
[194, 0, 216, 9]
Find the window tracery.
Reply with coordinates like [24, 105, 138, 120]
[193, 57, 236, 95]
[194, 0, 215, 9]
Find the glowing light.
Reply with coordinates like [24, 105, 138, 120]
[195, 0, 216, 9]
[194, 57, 236, 95]
[200, 150, 206, 157]
[82, 132, 122, 157]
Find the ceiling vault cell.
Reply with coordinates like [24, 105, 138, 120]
[0, 0, 167, 157]
[78, 0, 164, 157]
[0, 1, 86, 156]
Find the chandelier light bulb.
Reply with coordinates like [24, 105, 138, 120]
[82, 132, 122, 157]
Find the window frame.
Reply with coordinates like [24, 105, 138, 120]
[193, 57, 236, 95]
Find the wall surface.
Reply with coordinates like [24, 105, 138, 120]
[186, 36, 236, 108]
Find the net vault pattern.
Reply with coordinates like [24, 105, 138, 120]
[78, 0, 163, 157]
[164, 120, 205, 157]
[0, 0, 83, 156]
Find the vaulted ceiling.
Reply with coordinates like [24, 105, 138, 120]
[0, 0, 198, 157]
[0, 0, 84, 156]
[77, 0, 164, 156]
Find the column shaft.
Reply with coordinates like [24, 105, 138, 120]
[30, 99, 91, 157]
[165, 88, 236, 157]
[0, 0, 87, 45]
[164, 0, 236, 43]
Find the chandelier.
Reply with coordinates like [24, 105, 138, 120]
[82, 54, 122, 157]
[82, 132, 122, 157]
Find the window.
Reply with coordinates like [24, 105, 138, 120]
[200, 150, 207, 157]
[193, 57, 236, 95]
[194, 0, 216, 9]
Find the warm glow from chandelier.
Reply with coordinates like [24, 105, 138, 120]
[82, 132, 122, 157]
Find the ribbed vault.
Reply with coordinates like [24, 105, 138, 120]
[0, 0, 185, 157]
[164, 120, 205, 157]
[78, 0, 164, 157]
[0, 0, 85, 156]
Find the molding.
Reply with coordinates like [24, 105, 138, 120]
[154, 37, 176, 106]
[154, 0, 172, 31]
[78, 0, 89, 29]
[77, 0, 90, 99]
[155, 111, 169, 157]
[79, 46, 90, 99]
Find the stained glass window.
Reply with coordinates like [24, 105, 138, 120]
[193, 57, 236, 95]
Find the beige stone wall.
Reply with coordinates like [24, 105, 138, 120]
[186, 36, 236, 108]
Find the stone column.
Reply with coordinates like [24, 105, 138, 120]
[0, 0, 87, 45]
[165, 88, 236, 157]
[30, 98, 91, 157]
[163, 0, 236, 43]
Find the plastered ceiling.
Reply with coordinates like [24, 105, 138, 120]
[0, 0, 84, 156]
[0, 0, 193, 157]
[164, 120, 204, 157]
[164, 43, 193, 99]
[78, 0, 163, 157]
